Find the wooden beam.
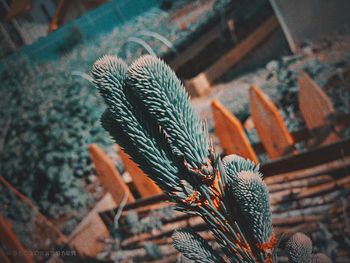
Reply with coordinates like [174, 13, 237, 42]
[261, 137, 350, 176]
[0, 247, 11, 263]
[211, 99, 258, 163]
[68, 193, 116, 257]
[0, 215, 35, 263]
[4, 0, 32, 21]
[48, 0, 70, 32]
[89, 144, 135, 204]
[186, 16, 279, 95]
[250, 85, 295, 159]
[298, 71, 339, 145]
[0, 176, 66, 242]
[119, 148, 162, 198]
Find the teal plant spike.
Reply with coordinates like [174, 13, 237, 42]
[126, 55, 209, 169]
[286, 232, 313, 263]
[172, 229, 224, 263]
[93, 54, 330, 263]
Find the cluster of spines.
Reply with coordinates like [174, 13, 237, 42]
[92, 55, 275, 262]
[172, 229, 224, 263]
[285, 232, 332, 263]
[92, 56, 182, 196]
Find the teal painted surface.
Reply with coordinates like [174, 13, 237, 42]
[20, 0, 159, 61]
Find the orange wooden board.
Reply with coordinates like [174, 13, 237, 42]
[119, 148, 162, 197]
[69, 193, 116, 257]
[0, 247, 11, 263]
[211, 100, 258, 163]
[187, 16, 279, 96]
[89, 144, 135, 204]
[250, 85, 295, 159]
[298, 71, 339, 145]
[0, 215, 35, 263]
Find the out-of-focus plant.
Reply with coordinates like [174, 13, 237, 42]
[285, 232, 332, 263]
[0, 55, 110, 219]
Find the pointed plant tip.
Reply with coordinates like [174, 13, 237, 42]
[222, 154, 245, 165]
[91, 55, 127, 80]
[286, 232, 313, 263]
[312, 253, 332, 263]
[238, 170, 263, 183]
[130, 54, 164, 71]
[288, 232, 312, 248]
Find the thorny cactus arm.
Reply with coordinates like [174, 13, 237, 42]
[92, 55, 275, 262]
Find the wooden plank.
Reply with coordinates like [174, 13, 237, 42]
[119, 148, 162, 198]
[0, 175, 67, 242]
[68, 193, 116, 257]
[187, 16, 279, 94]
[0, 247, 11, 263]
[4, 0, 32, 21]
[0, 215, 35, 263]
[298, 71, 339, 145]
[211, 99, 258, 163]
[250, 85, 295, 159]
[261, 137, 350, 176]
[265, 156, 350, 185]
[89, 144, 135, 204]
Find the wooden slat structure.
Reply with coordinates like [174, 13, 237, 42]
[4, 0, 32, 21]
[298, 71, 339, 145]
[89, 144, 135, 204]
[0, 215, 35, 263]
[68, 193, 116, 257]
[119, 148, 162, 198]
[0, 247, 11, 263]
[187, 16, 279, 95]
[250, 85, 295, 159]
[211, 99, 258, 163]
[99, 137, 350, 262]
[0, 176, 67, 262]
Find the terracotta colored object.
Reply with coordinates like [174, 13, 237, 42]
[89, 144, 135, 204]
[69, 193, 116, 257]
[211, 99, 258, 163]
[250, 85, 295, 159]
[5, 0, 32, 21]
[298, 71, 339, 145]
[119, 148, 162, 197]
[0, 216, 35, 263]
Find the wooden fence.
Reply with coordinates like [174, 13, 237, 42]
[212, 72, 349, 161]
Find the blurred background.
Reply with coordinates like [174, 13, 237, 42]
[1, 1, 350, 262]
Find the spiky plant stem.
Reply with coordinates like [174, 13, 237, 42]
[92, 55, 275, 263]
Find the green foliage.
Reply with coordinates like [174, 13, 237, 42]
[0, 55, 110, 218]
[172, 229, 223, 263]
[144, 242, 163, 260]
[125, 207, 175, 235]
[93, 55, 274, 262]
[230, 171, 272, 245]
[126, 55, 208, 167]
